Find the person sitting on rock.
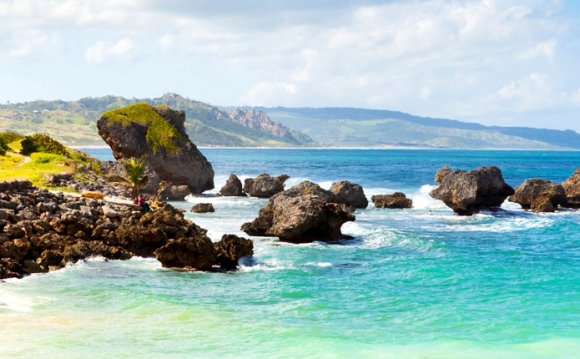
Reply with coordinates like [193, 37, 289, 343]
[138, 194, 151, 212]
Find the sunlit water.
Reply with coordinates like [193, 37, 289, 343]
[1, 149, 579, 358]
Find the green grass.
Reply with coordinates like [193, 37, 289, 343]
[102, 103, 182, 153]
[0, 152, 73, 187]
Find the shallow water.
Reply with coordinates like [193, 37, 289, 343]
[1, 149, 579, 358]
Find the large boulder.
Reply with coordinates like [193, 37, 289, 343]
[241, 181, 355, 243]
[372, 192, 413, 209]
[243, 174, 289, 198]
[214, 234, 254, 270]
[190, 203, 215, 213]
[218, 174, 245, 196]
[154, 236, 217, 271]
[97, 103, 214, 195]
[329, 181, 368, 209]
[562, 168, 580, 208]
[509, 179, 567, 212]
[430, 166, 514, 215]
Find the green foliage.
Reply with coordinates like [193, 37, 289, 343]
[0, 131, 24, 145]
[123, 157, 148, 195]
[20, 134, 70, 156]
[102, 103, 182, 153]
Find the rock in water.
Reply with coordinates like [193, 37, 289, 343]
[329, 181, 368, 209]
[214, 234, 254, 270]
[243, 174, 289, 198]
[372, 192, 413, 209]
[154, 236, 217, 271]
[241, 181, 355, 243]
[190, 203, 215, 213]
[509, 179, 567, 212]
[562, 168, 580, 208]
[430, 166, 514, 215]
[97, 103, 214, 194]
[218, 174, 245, 196]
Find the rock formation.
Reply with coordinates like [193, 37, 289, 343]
[218, 174, 245, 196]
[190, 203, 215, 213]
[509, 179, 567, 212]
[241, 181, 355, 243]
[562, 168, 580, 208]
[97, 103, 214, 195]
[430, 166, 514, 215]
[329, 181, 368, 209]
[243, 174, 289, 198]
[213, 234, 254, 270]
[0, 180, 250, 279]
[372, 193, 413, 209]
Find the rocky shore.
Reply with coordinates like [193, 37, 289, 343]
[0, 181, 252, 279]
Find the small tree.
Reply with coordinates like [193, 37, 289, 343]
[123, 157, 148, 197]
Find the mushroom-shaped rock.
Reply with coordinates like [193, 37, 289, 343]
[329, 181, 368, 209]
[214, 234, 253, 270]
[243, 174, 289, 198]
[154, 236, 217, 271]
[218, 174, 245, 196]
[97, 103, 214, 195]
[241, 181, 355, 243]
[509, 178, 566, 212]
[372, 192, 413, 209]
[562, 168, 580, 208]
[191, 203, 215, 213]
[430, 166, 514, 215]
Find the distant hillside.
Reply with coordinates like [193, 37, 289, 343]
[0, 94, 313, 147]
[261, 107, 580, 149]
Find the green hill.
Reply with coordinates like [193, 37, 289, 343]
[0, 94, 313, 147]
[262, 107, 580, 149]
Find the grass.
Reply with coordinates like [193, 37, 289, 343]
[102, 103, 182, 153]
[0, 152, 73, 187]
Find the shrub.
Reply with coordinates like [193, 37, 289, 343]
[20, 134, 69, 156]
[0, 131, 24, 145]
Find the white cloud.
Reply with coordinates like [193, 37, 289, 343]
[84, 38, 135, 65]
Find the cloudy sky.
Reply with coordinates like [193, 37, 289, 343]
[1, 0, 579, 131]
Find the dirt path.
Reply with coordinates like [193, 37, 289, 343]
[16, 156, 32, 167]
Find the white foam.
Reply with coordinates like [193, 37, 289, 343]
[0, 293, 35, 312]
[239, 258, 297, 272]
[304, 261, 333, 267]
[410, 184, 448, 210]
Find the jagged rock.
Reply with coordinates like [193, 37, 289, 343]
[214, 234, 254, 270]
[329, 181, 368, 209]
[218, 174, 245, 196]
[243, 174, 289, 198]
[155, 181, 191, 201]
[372, 193, 413, 209]
[154, 236, 216, 271]
[509, 179, 567, 212]
[191, 203, 215, 213]
[562, 168, 580, 208]
[430, 166, 514, 215]
[241, 181, 355, 243]
[97, 103, 214, 195]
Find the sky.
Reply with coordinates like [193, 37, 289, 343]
[0, 0, 579, 132]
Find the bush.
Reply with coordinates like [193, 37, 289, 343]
[20, 134, 69, 156]
[0, 131, 24, 145]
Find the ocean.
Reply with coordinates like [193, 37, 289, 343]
[1, 149, 579, 358]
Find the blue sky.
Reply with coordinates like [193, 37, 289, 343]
[0, 0, 579, 132]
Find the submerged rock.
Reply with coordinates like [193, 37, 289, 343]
[190, 203, 215, 213]
[371, 192, 413, 209]
[243, 174, 289, 198]
[241, 181, 355, 243]
[430, 166, 514, 215]
[329, 181, 368, 209]
[97, 103, 214, 195]
[509, 179, 567, 212]
[218, 174, 245, 197]
[562, 168, 580, 208]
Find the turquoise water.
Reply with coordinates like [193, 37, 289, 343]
[1, 149, 579, 358]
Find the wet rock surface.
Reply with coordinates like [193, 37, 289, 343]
[430, 166, 514, 215]
[241, 181, 355, 243]
[372, 192, 413, 209]
[0, 181, 250, 279]
[509, 178, 567, 212]
[218, 174, 245, 197]
[562, 168, 580, 208]
[329, 181, 368, 209]
[190, 203, 215, 213]
[243, 174, 289, 198]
